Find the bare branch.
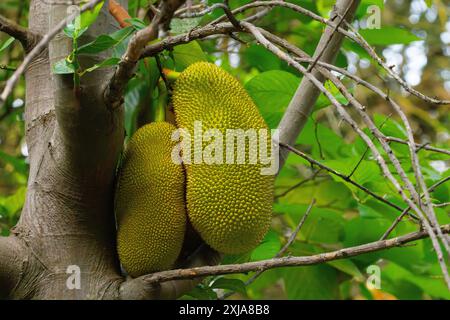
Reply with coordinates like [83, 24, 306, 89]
[0, 0, 104, 107]
[118, 244, 221, 300]
[381, 177, 450, 240]
[141, 22, 237, 58]
[0, 14, 40, 52]
[277, 0, 360, 169]
[344, 21, 450, 105]
[104, 0, 186, 109]
[384, 136, 450, 156]
[128, 224, 450, 286]
[279, 143, 417, 218]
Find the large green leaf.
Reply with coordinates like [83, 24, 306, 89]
[0, 37, 15, 53]
[250, 230, 281, 261]
[383, 262, 450, 299]
[282, 265, 339, 299]
[360, 27, 421, 45]
[245, 70, 300, 129]
[244, 45, 281, 72]
[172, 41, 207, 71]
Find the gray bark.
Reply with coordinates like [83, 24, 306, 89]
[6, 0, 124, 299]
[277, 0, 361, 168]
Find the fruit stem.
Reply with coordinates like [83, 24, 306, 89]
[163, 68, 180, 83]
[155, 80, 168, 122]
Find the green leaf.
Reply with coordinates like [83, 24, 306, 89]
[82, 57, 120, 74]
[315, 80, 349, 110]
[52, 59, 76, 74]
[360, 27, 421, 46]
[425, 0, 433, 7]
[244, 45, 281, 72]
[170, 17, 202, 34]
[77, 35, 118, 54]
[172, 41, 207, 71]
[274, 204, 346, 244]
[250, 230, 281, 261]
[383, 262, 450, 299]
[110, 26, 134, 42]
[78, 1, 104, 31]
[328, 259, 365, 282]
[186, 286, 217, 300]
[210, 278, 247, 294]
[282, 265, 339, 299]
[0, 37, 15, 53]
[245, 70, 300, 129]
[126, 17, 147, 30]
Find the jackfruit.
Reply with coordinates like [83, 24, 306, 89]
[115, 122, 186, 277]
[172, 62, 275, 254]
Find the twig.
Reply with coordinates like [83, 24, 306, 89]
[384, 136, 450, 156]
[325, 66, 450, 254]
[276, 0, 360, 169]
[279, 142, 416, 219]
[306, 0, 355, 72]
[381, 177, 450, 240]
[0, 0, 104, 107]
[130, 224, 450, 285]
[344, 21, 450, 105]
[270, 29, 450, 256]
[104, 0, 186, 109]
[210, 1, 450, 105]
[219, 198, 316, 300]
[275, 170, 322, 199]
[434, 202, 450, 208]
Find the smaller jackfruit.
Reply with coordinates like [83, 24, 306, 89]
[115, 122, 186, 277]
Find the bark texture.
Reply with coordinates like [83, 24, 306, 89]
[5, 0, 125, 299]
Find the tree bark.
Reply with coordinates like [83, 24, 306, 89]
[6, 0, 125, 299]
[277, 0, 361, 168]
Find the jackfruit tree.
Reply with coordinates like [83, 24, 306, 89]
[0, 0, 449, 301]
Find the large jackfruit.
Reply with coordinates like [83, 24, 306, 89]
[173, 62, 275, 254]
[115, 122, 186, 277]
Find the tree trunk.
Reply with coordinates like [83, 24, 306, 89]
[7, 0, 124, 299]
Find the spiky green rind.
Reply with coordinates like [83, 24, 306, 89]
[115, 122, 186, 277]
[173, 62, 274, 254]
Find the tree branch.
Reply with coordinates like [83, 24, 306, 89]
[279, 142, 417, 219]
[0, 14, 40, 52]
[118, 244, 221, 300]
[277, 0, 360, 169]
[126, 224, 450, 286]
[104, 0, 186, 109]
